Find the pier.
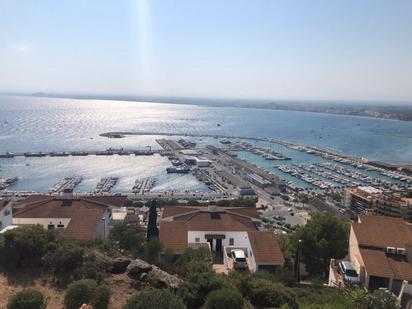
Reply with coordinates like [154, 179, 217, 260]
[0, 149, 159, 158]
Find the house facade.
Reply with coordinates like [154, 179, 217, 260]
[159, 205, 284, 272]
[348, 215, 412, 294]
[0, 199, 13, 232]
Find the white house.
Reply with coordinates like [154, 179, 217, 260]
[159, 205, 284, 272]
[0, 199, 13, 233]
[12, 190, 126, 241]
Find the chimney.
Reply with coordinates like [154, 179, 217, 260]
[208, 202, 218, 212]
[62, 188, 73, 200]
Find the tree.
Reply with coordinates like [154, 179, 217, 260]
[204, 288, 244, 309]
[147, 199, 159, 240]
[64, 279, 111, 309]
[291, 213, 349, 277]
[369, 288, 399, 309]
[0, 225, 58, 268]
[109, 223, 146, 254]
[123, 289, 185, 309]
[7, 289, 45, 309]
[145, 237, 162, 264]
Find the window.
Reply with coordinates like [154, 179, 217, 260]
[47, 224, 55, 230]
[229, 238, 234, 245]
[195, 237, 200, 243]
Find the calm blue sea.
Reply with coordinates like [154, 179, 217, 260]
[0, 95, 411, 192]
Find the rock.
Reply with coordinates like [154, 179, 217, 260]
[111, 257, 131, 274]
[139, 273, 148, 281]
[148, 266, 182, 289]
[127, 258, 153, 277]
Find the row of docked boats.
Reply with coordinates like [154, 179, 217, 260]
[95, 177, 118, 193]
[317, 162, 393, 187]
[276, 165, 336, 189]
[0, 177, 18, 190]
[298, 163, 360, 187]
[132, 178, 155, 194]
[49, 177, 83, 193]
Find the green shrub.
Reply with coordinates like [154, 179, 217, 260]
[123, 289, 185, 309]
[93, 285, 111, 309]
[1, 225, 58, 268]
[7, 289, 45, 309]
[64, 279, 98, 309]
[204, 288, 244, 309]
[43, 242, 84, 278]
[239, 277, 297, 309]
[109, 223, 146, 254]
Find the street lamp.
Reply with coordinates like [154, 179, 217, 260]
[101, 217, 106, 239]
[294, 239, 302, 283]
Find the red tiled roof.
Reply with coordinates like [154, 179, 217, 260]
[248, 231, 284, 264]
[162, 206, 260, 220]
[159, 221, 188, 253]
[353, 215, 412, 249]
[360, 248, 412, 281]
[14, 195, 125, 241]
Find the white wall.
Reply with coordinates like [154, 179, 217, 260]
[188, 230, 258, 270]
[0, 202, 12, 230]
[12, 217, 71, 229]
[96, 210, 111, 239]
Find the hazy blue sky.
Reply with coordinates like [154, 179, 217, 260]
[1, 0, 412, 101]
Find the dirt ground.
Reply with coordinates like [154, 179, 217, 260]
[0, 271, 137, 309]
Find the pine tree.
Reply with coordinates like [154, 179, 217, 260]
[147, 199, 159, 240]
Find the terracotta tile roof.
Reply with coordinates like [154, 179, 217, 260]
[353, 215, 412, 249]
[360, 248, 412, 281]
[159, 221, 188, 253]
[248, 231, 284, 264]
[162, 206, 260, 220]
[176, 212, 258, 232]
[14, 195, 125, 241]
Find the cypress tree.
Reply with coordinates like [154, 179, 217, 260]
[147, 199, 159, 239]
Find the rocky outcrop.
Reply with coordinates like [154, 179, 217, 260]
[148, 265, 181, 289]
[127, 259, 153, 277]
[111, 257, 131, 274]
[110, 258, 182, 289]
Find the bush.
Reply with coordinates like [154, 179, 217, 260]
[64, 279, 98, 309]
[7, 289, 45, 309]
[93, 285, 111, 309]
[43, 242, 84, 278]
[239, 277, 297, 309]
[1, 225, 58, 268]
[109, 223, 146, 254]
[204, 288, 244, 309]
[64, 279, 111, 309]
[123, 289, 185, 309]
[179, 271, 230, 309]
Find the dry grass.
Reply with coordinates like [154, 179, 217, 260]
[0, 271, 138, 309]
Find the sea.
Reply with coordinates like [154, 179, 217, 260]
[0, 95, 411, 193]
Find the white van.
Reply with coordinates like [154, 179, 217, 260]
[231, 249, 247, 269]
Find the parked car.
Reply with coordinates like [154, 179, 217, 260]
[338, 261, 360, 285]
[231, 249, 247, 269]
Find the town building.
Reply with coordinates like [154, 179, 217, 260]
[0, 199, 13, 233]
[159, 205, 284, 273]
[12, 190, 126, 241]
[348, 215, 412, 294]
[344, 186, 412, 221]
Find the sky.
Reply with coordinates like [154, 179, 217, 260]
[1, 0, 412, 102]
